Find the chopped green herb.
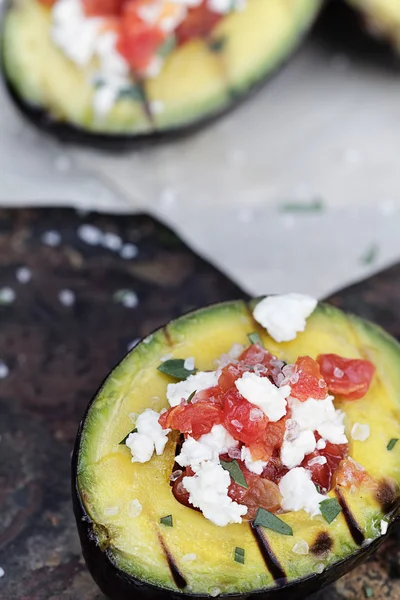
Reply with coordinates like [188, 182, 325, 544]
[119, 428, 137, 445]
[118, 86, 145, 102]
[234, 547, 245, 564]
[187, 390, 197, 403]
[360, 243, 379, 266]
[280, 198, 324, 213]
[253, 508, 293, 536]
[220, 460, 248, 489]
[363, 583, 374, 598]
[157, 359, 197, 380]
[208, 36, 226, 53]
[387, 438, 399, 451]
[319, 498, 342, 524]
[315, 483, 322, 494]
[247, 332, 264, 347]
[158, 36, 176, 57]
[160, 515, 173, 527]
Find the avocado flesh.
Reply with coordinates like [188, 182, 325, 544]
[76, 300, 400, 595]
[2, 0, 322, 135]
[346, 0, 400, 50]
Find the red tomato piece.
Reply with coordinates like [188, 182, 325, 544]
[238, 344, 276, 369]
[290, 356, 328, 401]
[158, 400, 223, 439]
[222, 389, 268, 445]
[218, 363, 248, 392]
[335, 458, 375, 490]
[82, 0, 122, 17]
[302, 439, 347, 493]
[317, 354, 375, 400]
[260, 456, 288, 485]
[175, 1, 222, 45]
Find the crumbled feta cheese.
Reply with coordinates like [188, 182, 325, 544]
[279, 467, 327, 516]
[77, 224, 103, 246]
[241, 446, 267, 475]
[351, 423, 370, 442]
[182, 461, 247, 526]
[128, 499, 142, 517]
[380, 519, 388, 535]
[104, 505, 119, 516]
[289, 397, 347, 445]
[176, 425, 237, 468]
[184, 357, 195, 371]
[59, 289, 75, 307]
[126, 409, 170, 463]
[308, 455, 327, 467]
[235, 372, 290, 422]
[281, 430, 316, 469]
[316, 439, 326, 450]
[253, 294, 317, 343]
[292, 540, 309, 555]
[0, 361, 9, 379]
[0, 566, 4, 578]
[0, 287, 16, 304]
[182, 553, 197, 562]
[167, 371, 219, 407]
[16, 267, 32, 283]
[41, 230, 61, 246]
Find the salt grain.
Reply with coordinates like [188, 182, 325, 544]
[333, 367, 344, 379]
[0, 288, 15, 304]
[104, 506, 119, 516]
[59, 289, 75, 307]
[231, 419, 243, 432]
[209, 588, 221, 597]
[0, 361, 9, 379]
[170, 470, 183, 483]
[249, 408, 264, 422]
[78, 224, 102, 246]
[351, 423, 370, 442]
[380, 520, 388, 535]
[128, 499, 142, 518]
[120, 243, 139, 260]
[292, 540, 309, 555]
[16, 267, 32, 284]
[182, 553, 197, 563]
[314, 563, 325, 574]
[184, 357, 195, 371]
[41, 231, 61, 247]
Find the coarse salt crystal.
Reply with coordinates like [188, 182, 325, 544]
[182, 553, 197, 563]
[104, 506, 119, 516]
[314, 563, 325, 574]
[292, 540, 309, 555]
[128, 499, 142, 517]
[380, 520, 388, 535]
[249, 408, 264, 422]
[308, 456, 327, 467]
[231, 419, 243, 432]
[351, 423, 370, 442]
[333, 367, 344, 378]
[184, 357, 195, 371]
[170, 470, 183, 483]
[209, 588, 221, 597]
[228, 446, 242, 459]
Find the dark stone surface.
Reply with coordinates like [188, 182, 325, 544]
[0, 207, 399, 599]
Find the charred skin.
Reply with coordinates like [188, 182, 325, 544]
[1, 0, 322, 147]
[72, 300, 400, 599]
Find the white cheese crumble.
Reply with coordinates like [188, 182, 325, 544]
[182, 553, 197, 562]
[128, 499, 142, 517]
[104, 505, 119, 516]
[289, 396, 347, 445]
[281, 430, 316, 469]
[380, 519, 388, 535]
[182, 461, 247, 526]
[316, 438, 327, 450]
[176, 425, 237, 468]
[292, 540, 309, 555]
[241, 446, 267, 475]
[279, 467, 327, 516]
[167, 371, 219, 407]
[253, 294, 317, 343]
[126, 409, 170, 463]
[351, 423, 370, 442]
[235, 372, 290, 422]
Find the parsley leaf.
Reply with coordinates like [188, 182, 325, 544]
[319, 498, 342, 524]
[187, 390, 196, 403]
[220, 460, 248, 489]
[248, 332, 264, 347]
[281, 198, 324, 213]
[208, 36, 226, 53]
[119, 428, 137, 445]
[387, 438, 399, 451]
[360, 243, 379, 266]
[157, 359, 197, 380]
[160, 515, 173, 527]
[234, 547, 245, 564]
[253, 508, 293, 536]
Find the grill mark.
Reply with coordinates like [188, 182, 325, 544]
[310, 531, 333, 556]
[158, 534, 187, 589]
[335, 487, 365, 546]
[375, 479, 398, 514]
[251, 524, 287, 584]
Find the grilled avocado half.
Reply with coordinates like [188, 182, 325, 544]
[72, 299, 400, 600]
[2, 0, 322, 144]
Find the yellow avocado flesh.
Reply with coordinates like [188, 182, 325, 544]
[2, 0, 322, 134]
[77, 300, 400, 594]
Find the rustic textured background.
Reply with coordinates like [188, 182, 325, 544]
[0, 208, 399, 600]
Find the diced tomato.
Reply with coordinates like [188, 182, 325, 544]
[222, 389, 269, 445]
[82, 0, 122, 17]
[261, 456, 288, 485]
[175, 1, 222, 45]
[218, 363, 248, 392]
[37, 0, 56, 6]
[290, 356, 328, 401]
[171, 467, 196, 508]
[317, 354, 375, 400]
[159, 400, 223, 439]
[302, 439, 347, 493]
[334, 458, 373, 489]
[238, 344, 276, 369]
[194, 385, 224, 404]
[227, 463, 281, 520]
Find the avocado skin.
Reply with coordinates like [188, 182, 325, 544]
[70, 303, 398, 600]
[1, 1, 323, 150]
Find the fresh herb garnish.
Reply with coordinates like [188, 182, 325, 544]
[160, 515, 173, 527]
[119, 428, 137, 445]
[253, 508, 293, 536]
[187, 390, 197, 403]
[208, 36, 226, 53]
[234, 547, 245, 564]
[220, 460, 248, 489]
[118, 86, 145, 102]
[315, 483, 322, 494]
[280, 198, 324, 213]
[247, 332, 264, 347]
[360, 243, 379, 266]
[157, 359, 197, 380]
[363, 583, 374, 598]
[158, 36, 176, 57]
[387, 438, 399, 451]
[319, 498, 342, 524]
